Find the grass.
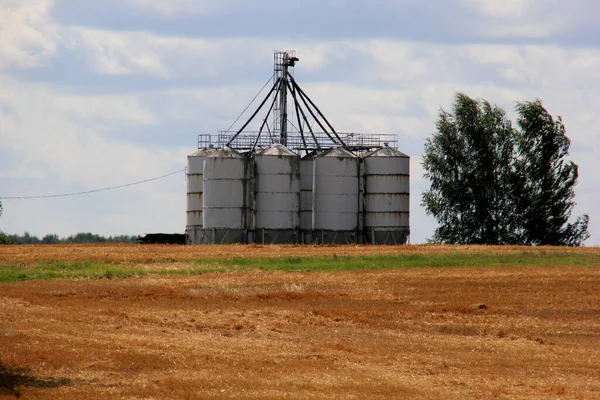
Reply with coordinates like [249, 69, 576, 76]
[1, 250, 599, 283]
[220, 251, 600, 271]
[0, 261, 148, 283]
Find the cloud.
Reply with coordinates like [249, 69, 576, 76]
[73, 28, 169, 77]
[0, 75, 167, 184]
[64, 27, 381, 83]
[124, 0, 236, 17]
[0, 0, 59, 70]
[461, 0, 596, 40]
[71, 27, 285, 79]
[465, 0, 537, 19]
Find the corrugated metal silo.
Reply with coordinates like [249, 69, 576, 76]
[299, 152, 316, 244]
[363, 146, 410, 244]
[254, 144, 300, 243]
[202, 148, 252, 244]
[185, 147, 218, 244]
[312, 147, 360, 244]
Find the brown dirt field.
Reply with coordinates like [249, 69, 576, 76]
[1, 245, 600, 399]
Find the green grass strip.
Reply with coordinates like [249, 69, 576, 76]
[213, 252, 600, 272]
[1, 251, 599, 283]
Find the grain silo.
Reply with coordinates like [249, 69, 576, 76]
[313, 147, 360, 244]
[254, 144, 300, 243]
[202, 148, 252, 244]
[185, 147, 217, 244]
[187, 50, 410, 245]
[363, 146, 410, 244]
[299, 152, 316, 244]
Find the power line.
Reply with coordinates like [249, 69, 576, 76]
[0, 169, 185, 200]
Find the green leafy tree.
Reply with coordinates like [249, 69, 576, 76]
[514, 100, 589, 246]
[42, 234, 60, 244]
[422, 93, 517, 244]
[422, 93, 589, 246]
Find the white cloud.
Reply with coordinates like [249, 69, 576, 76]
[0, 75, 165, 184]
[68, 27, 377, 81]
[0, 0, 59, 70]
[124, 0, 236, 17]
[359, 40, 432, 84]
[486, 21, 567, 39]
[71, 28, 282, 78]
[73, 28, 169, 77]
[462, 0, 574, 39]
[465, 0, 540, 19]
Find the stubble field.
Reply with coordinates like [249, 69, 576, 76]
[1, 244, 600, 399]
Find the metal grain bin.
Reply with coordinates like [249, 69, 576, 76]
[299, 152, 316, 244]
[202, 148, 252, 244]
[254, 144, 300, 243]
[312, 147, 360, 244]
[363, 146, 410, 244]
[186, 147, 218, 244]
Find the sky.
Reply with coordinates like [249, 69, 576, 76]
[0, 0, 598, 244]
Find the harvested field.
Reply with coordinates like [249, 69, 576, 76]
[1, 244, 600, 399]
[1, 243, 598, 266]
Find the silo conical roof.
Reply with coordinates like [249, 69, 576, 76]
[207, 147, 244, 158]
[189, 147, 218, 157]
[318, 146, 356, 158]
[367, 146, 409, 158]
[258, 144, 297, 157]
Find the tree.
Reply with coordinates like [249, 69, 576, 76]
[422, 93, 589, 246]
[422, 93, 517, 244]
[514, 100, 589, 246]
[42, 234, 60, 244]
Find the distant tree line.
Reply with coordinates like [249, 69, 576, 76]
[0, 232, 140, 245]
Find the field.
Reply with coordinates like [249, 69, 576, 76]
[1, 244, 600, 399]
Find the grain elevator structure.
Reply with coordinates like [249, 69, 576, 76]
[186, 51, 410, 245]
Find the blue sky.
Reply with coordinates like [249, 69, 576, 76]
[0, 0, 598, 244]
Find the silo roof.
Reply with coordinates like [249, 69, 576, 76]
[258, 144, 297, 157]
[360, 149, 376, 158]
[319, 147, 356, 158]
[190, 147, 218, 157]
[207, 147, 244, 158]
[367, 146, 409, 158]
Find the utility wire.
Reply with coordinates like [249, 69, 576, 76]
[224, 73, 275, 133]
[0, 169, 185, 200]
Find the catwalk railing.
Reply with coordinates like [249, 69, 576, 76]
[198, 132, 398, 154]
